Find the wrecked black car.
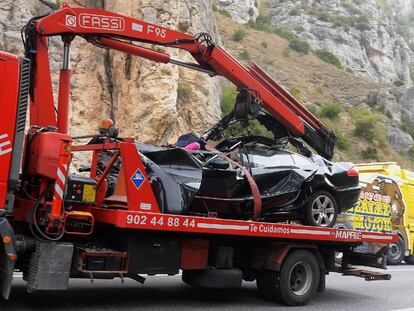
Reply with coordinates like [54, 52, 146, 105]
[102, 89, 360, 227]
[139, 135, 360, 227]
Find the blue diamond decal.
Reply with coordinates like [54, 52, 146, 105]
[131, 169, 145, 190]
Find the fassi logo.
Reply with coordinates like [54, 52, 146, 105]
[79, 14, 125, 31]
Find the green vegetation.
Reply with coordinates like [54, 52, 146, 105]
[376, 0, 391, 13]
[366, 92, 378, 108]
[220, 85, 271, 138]
[289, 87, 304, 102]
[321, 103, 342, 119]
[261, 41, 268, 48]
[239, 50, 251, 60]
[232, 28, 247, 42]
[350, 107, 386, 143]
[335, 130, 351, 150]
[221, 84, 237, 115]
[289, 7, 301, 16]
[354, 15, 371, 31]
[394, 80, 405, 87]
[248, 14, 310, 54]
[177, 83, 192, 101]
[401, 122, 414, 139]
[361, 147, 379, 160]
[288, 38, 311, 54]
[313, 49, 342, 69]
[408, 147, 414, 161]
[307, 104, 320, 117]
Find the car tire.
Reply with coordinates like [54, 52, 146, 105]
[304, 191, 338, 227]
[256, 250, 320, 306]
[387, 236, 405, 265]
[404, 255, 414, 265]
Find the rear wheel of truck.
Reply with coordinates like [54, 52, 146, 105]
[387, 236, 405, 265]
[404, 255, 414, 265]
[256, 250, 320, 306]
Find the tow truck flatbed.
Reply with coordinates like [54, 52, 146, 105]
[93, 209, 396, 244]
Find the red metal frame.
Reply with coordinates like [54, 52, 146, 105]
[29, 2, 332, 143]
[91, 208, 397, 244]
[0, 52, 20, 209]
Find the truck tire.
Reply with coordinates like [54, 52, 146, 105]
[387, 236, 405, 265]
[304, 191, 338, 228]
[256, 250, 320, 306]
[404, 255, 414, 265]
[182, 267, 242, 289]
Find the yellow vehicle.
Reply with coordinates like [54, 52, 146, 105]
[336, 162, 414, 265]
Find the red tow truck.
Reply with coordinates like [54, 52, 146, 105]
[0, 3, 396, 306]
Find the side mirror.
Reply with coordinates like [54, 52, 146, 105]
[206, 158, 230, 170]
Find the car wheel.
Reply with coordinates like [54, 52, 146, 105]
[387, 236, 405, 265]
[304, 191, 338, 227]
[256, 250, 320, 306]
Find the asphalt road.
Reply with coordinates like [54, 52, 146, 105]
[2, 266, 414, 311]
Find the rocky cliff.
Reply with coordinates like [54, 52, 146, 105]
[263, 0, 414, 85]
[0, 0, 221, 144]
[217, 0, 414, 160]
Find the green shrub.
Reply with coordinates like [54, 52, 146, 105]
[288, 38, 311, 54]
[307, 104, 320, 117]
[274, 26, 299, 42]
[355, 16, 371, 31]
[351, 107, 385, 142]
[408, 147, 414, 161]
[366, 92, 378, 108]
[212, 0, 218, 11]
[232, 28, 247, 42]
[336, 130, 351, 150]
[220, 84, 237, 115]
[252, 14, 274, 33]
[361, 147, 379, 160]
[239, 50, 251, 60]
[289, 7, 301, 16]
[218, 9, 231, 17]
[177, 83, 192, 101]
[321, 103, 342, 119]
[313, 49, 342, 69]
[289, 87, 304, 102]
[394, 80, 405, 87]
[315, 11, 333, 23]
[356, 22, 371, 31]
[401, 122, 414, 139]
[261, 41, 268, 48]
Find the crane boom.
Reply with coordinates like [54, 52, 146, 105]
[25, 2, 336, 159]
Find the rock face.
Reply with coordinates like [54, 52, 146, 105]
[262, 0, 414, 85]
[0, 0, 221, 145]
[217, 0, 259, 24]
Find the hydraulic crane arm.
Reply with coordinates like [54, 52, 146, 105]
[25, 2, 335, 159]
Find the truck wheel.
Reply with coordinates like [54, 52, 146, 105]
[387, 236, 405, 265]
[256, 250, 320, 306]
[404, 255, 414, 265]
[304, 191, 338, 228]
